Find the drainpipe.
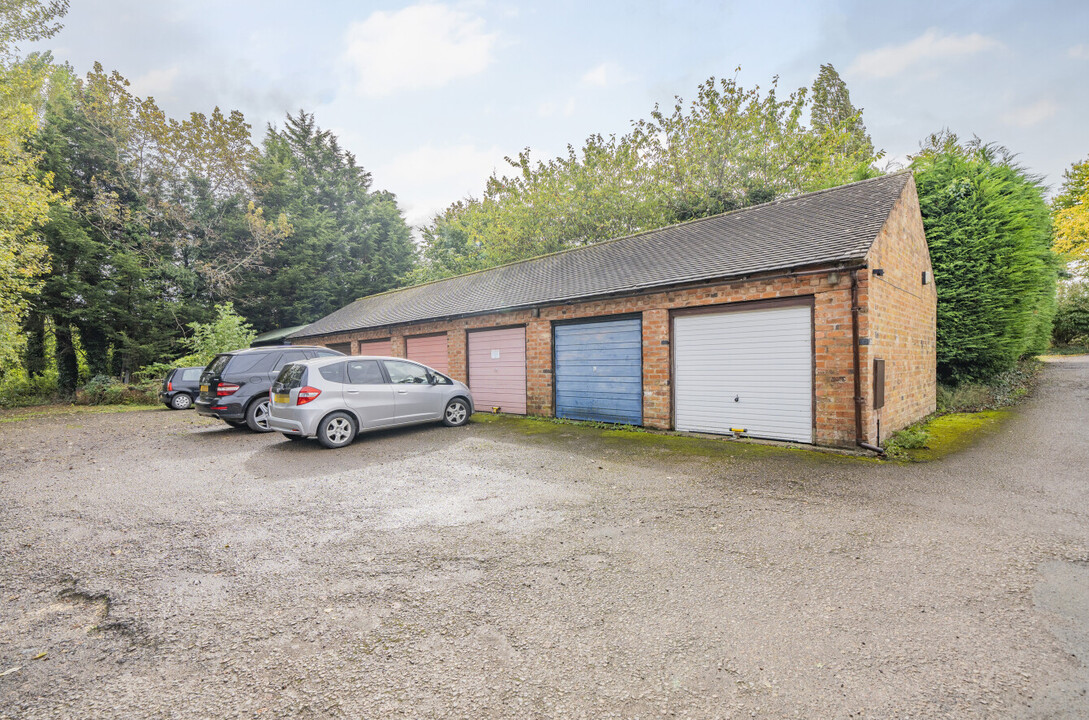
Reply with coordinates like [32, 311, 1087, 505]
[851, 268, 885, 455]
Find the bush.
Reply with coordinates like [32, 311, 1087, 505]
[935, 358, 1042, 413]
[179, 302, 256, 368]
[1053, 282, 1089, 347]
[74, 375, 157, 406]
[912, 133, 1059, 384]
[0, 368, 59, 408]
[885, 425, 930, 456]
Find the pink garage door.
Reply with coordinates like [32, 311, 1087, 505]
[406, 333, 449, 375]
[467, 327, 526, 415]
[356, 338, 392, 356]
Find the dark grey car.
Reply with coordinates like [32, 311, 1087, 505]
[194, 346, 344, 431]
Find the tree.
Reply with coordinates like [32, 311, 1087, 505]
[0, 0, 67, 58]
[1052, 157, 1089, 270]
[912, 132, 1058, 384]
[175, 301, 255, 366]
[416, 68, 883, 282]
[810, 63, 875, 161]
[24, 61, 292, 391]
[1052, 281, 1089, 346]
[78, 63, 286, 295]
[0, 1, 68, 372]
[236, 111, 415, 331]
[0, 54, 59, 373]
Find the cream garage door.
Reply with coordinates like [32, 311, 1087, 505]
[406, 334, 449, 375]
[674, 305, 813, 443]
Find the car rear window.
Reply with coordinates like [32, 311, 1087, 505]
[318, 362, 347, 384]
[272, 364, 307, 392]
[204, 354, 231, 378]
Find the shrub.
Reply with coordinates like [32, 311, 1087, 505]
[74, 375, 157, 406]
[935, 358, 1041, 413]
[912, 133, 1059, 384]
[0, 368, 59, 408]
[1052, 281, 1089, 346]
[179, 302, 256, 368]
[886, 426, 930, 455]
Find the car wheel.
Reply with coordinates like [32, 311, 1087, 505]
[245, 398, 274, 433]
[317, 412, 356, 449]
[169, 393, 193, 410]
[443, 398, 470, 427]
[281, 433, 305, 441]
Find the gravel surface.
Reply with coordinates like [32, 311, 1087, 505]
[2, 356, 1089, 719]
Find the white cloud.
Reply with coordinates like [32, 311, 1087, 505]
[537, 97, 576, 117]
[580, 61, 631, 88]
[1001, 98, 1059, 128]
[342, 3, 497, 97]
[1070, 44, 1089, 60]
[848, 29, 1001, 79]
[376, 143, 504, 228]
[128, 65, 180, 98]
[581, 62, 610, 87]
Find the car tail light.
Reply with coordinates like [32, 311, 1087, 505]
[216, 382, 240, 396]
[297, 386, 321, 405]
[167, 381, 173, 391]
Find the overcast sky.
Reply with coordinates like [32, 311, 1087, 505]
[31, 0, 1089, 228]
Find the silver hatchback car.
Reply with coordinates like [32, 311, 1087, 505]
[267, 356, 474, 448]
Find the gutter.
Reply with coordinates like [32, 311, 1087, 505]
[851, 267, 885, 455]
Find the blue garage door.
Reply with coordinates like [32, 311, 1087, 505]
[554, 317, 642, 425]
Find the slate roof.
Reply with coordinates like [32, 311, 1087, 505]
[292, 172, 912, 339]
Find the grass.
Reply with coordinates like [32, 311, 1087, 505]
[884, 358, 1043, 461]
[0, 403, 160, 424]
[472, 412, 871, 465]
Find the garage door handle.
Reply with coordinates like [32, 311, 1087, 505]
[734, 395, 740, 402]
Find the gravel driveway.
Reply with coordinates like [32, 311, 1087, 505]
[2, 357, 1089, 719]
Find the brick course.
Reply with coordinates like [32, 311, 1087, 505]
[296, 177, 935, 448]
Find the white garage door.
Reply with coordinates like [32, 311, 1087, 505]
[674, 305, 813, 443]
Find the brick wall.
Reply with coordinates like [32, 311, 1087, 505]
[862, 175, 937, 442]
[299, 272, 860, 446]
[296, 179, 935, 448]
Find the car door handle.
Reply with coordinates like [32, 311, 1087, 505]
[397, 389, 408, 394]
[346, 390, 360, 395]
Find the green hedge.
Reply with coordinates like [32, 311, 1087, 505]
[913, 135, 1058, 384]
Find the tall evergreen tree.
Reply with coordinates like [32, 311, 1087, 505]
[809, 63, 875, 162]
[237, 111, 414, 331]
[912, 132, 1058, 384]
[31, 65, 178, 388]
